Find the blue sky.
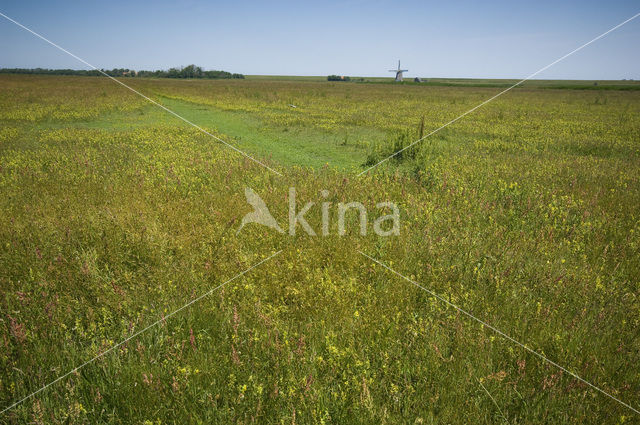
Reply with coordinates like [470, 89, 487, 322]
[0, 0, 638, 79]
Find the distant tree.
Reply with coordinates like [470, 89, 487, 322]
[181, 64, 204, 78]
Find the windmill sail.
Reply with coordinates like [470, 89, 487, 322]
[389, 60, 408, 82]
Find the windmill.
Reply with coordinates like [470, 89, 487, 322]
[389, 60, 408, 82]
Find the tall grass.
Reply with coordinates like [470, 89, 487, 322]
[0, 75, 639, 424]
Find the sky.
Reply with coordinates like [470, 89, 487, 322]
[0, 0, 638, 79]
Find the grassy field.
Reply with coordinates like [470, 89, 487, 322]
[246, 74, 640, 89]
[1, 74, 639, 424]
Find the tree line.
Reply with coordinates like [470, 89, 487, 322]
[0, 64, 244, 79]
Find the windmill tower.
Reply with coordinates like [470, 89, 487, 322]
[389, 60, 408, 82]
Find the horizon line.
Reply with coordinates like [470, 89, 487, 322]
[1, 68, 638, 82]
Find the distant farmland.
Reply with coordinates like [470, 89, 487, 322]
[246, 74, 640, 89]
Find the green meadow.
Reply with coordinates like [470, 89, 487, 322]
[1, 74, 639, 424]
